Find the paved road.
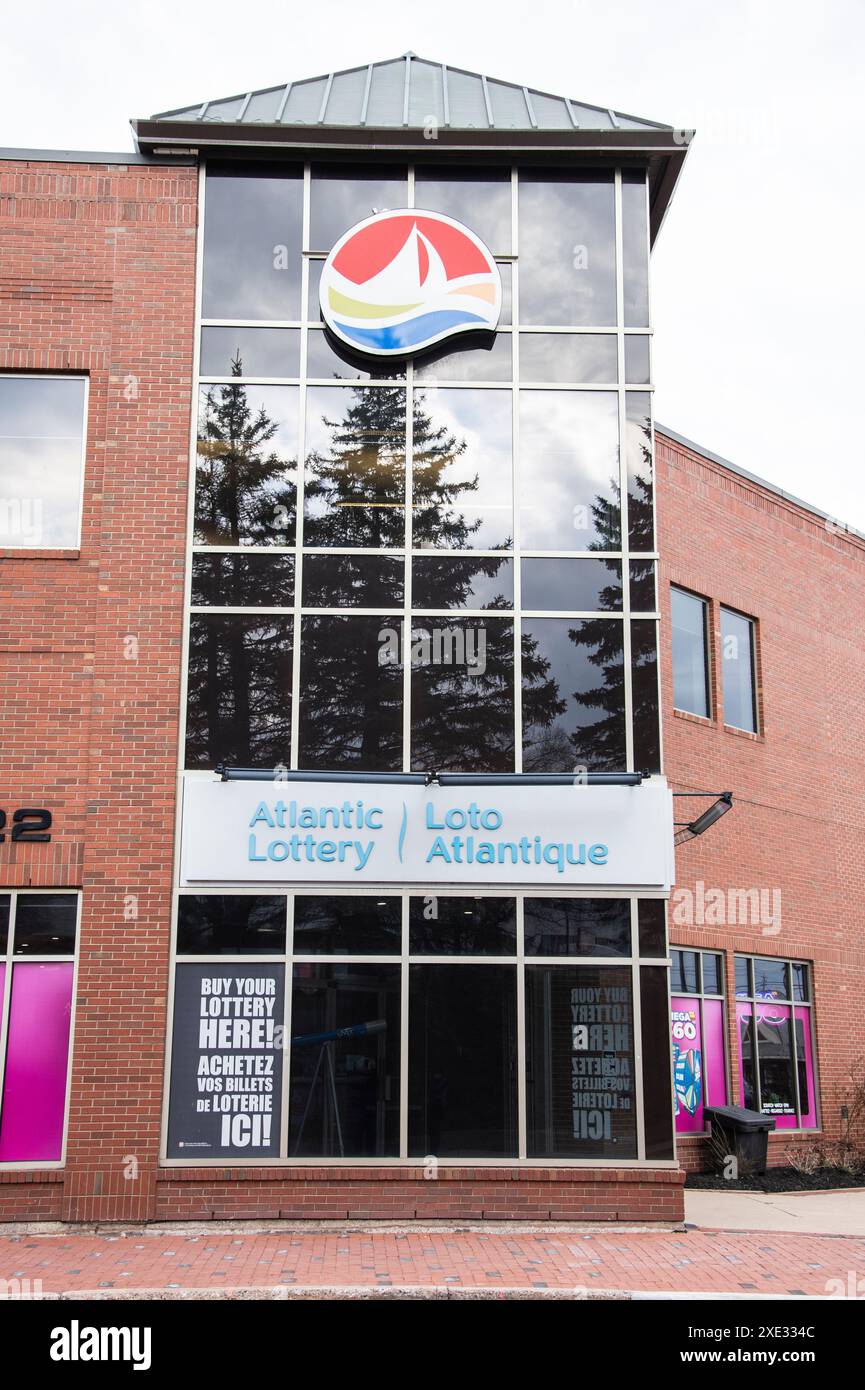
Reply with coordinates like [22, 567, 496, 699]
[1, 1222, 863, 1298]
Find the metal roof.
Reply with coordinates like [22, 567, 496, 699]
[147, 53, 672, 134]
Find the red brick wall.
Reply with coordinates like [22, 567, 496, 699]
[0, 158, 198, 1220]
[657, 430, 865, 1169]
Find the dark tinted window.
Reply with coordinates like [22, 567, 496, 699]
[410, 617, 515, 772]
[641, 965, 675, 1159]
[629, 561, 656, 611]
[735, 955, 752, 997]
[522, 617, 625, 772]
[637, 900, 666, 957]
[0, 895, 9, 954]
[13, 894, 77, 955]
[632, 619, 660, 774]
[412, 556, 513, 610]
[177, 896, 286, 954]
[409, 897, 516, 955]
[702, 953, 724, 995]
[526, 965, 636, 1158]
[524, 898, 630, 956]
[301, 553, 404, 609]
[185, 613, 293, 769]
[191, 553, 294, 608]
[298, 615, 403, 771]
[521, 558, 622, 612]
[752, 957, 789, 1000]
[671, 949, 699, 994]
[626, 392, 654, 550]
[292, 897, 401, 955]
[408, 964, 518, 1157]
[289, 963, 401, 1157]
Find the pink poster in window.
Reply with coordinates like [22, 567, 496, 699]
[702, 997, 728, 1108]
[671, 996, 703, 1133]
[0, 962, 73, 1163]
[753, 998, 798, 1130]
[795, 1007, 816, 1129]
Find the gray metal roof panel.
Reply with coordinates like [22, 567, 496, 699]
[149, 54, 671, 132]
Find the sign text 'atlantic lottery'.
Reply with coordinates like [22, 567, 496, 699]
[181, 780, 674, 889]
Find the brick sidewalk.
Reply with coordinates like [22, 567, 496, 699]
[1, 1224, 863, 1298]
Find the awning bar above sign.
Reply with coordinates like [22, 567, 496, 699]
[214, 765, 646, 788]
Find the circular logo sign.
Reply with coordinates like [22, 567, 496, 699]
[319, 208, 502, 358]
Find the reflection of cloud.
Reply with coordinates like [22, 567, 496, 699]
[519, 177, 616, 326]
[519, 391, 618, 549]
[0, 379, 86, 547]
[415, 387, 512, 548]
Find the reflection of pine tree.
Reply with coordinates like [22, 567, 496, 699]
[304, 386, 406, 549]
[627, 402, 654, 550]
[195, 356, 296, 548]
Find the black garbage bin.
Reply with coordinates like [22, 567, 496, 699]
[703, 1105, 776, 1174]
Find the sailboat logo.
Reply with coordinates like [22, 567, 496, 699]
[319, 209, 502, 357]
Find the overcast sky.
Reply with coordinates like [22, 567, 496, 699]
[4, 0, 863, 528]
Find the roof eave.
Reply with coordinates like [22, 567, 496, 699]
[131, 118, 691, 241]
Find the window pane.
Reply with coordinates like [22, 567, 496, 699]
[624, 335, 651, 384]
[414, 166, 511, 253]
[671, 949, 699, 993]
[519, 391, 620, 550]
[519, 334, 617, 383]
[642, 965, 675, 1159]
[191, 553, 294, 608]
[629, 560, 656, 611]
[522, 617, 625, 772]
[632, 618, 660, 774]
[0, 895, 9, 954]
[518, 171, 616, 325]
[622, 171, 649, 327]
[792, 963, 809, 1002]
[524, 898, 630, 956]
[409, 896, 516, 955]
[413, 388, 512, 551]
[292, 896, 401, 955]
[13, 894, 77, 955]
[304, 386, 406, 548]
[195, 384, 298, 547]
[305, 327, 406, 381]
[412, 556, 513, 610]
[756, 1008, 797, 1120]
[735, 955, 752, 997]
[177, 896, 286, 954]
[0, 962, 73, 1162]
[411, 617, 514, 771]
[200, 327, 300, 378]
[413, 335, 511, 383]
[702, 953, 723, 995]
[738, 1005, 757, 1108]
[203, 169, 303, 319]
[795, 1008, 817, 1128]
[309, 165, 407, 251]
[298, 615, 403, 771]
[0, 376, 86, 549]
[752, 957, 789, 1001]
[721, 608, 757, 732]
[302, 553, 403, 608]
[526, 964, 637, 1158]
[289, 964, 401, 1158]
[408, 964, 517, 1157]
[521, 558, 622, 612]
[185, 613, 293, 769]
[638, 900, 666, 956]
[671, 588, 709, 717]
[626, 392, 654, 550]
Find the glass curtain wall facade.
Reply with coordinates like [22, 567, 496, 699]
[167, 159, 672, 1166]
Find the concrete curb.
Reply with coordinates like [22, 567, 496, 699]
[12, 1284, 830, 1301]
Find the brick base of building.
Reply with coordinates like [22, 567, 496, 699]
[0, 1167, 685, 1224]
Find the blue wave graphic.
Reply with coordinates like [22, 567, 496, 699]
[335, 309, 488, 352]
[397, 802, 408, 864]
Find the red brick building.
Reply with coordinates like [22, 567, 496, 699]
[0, 58, 860, 1225]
